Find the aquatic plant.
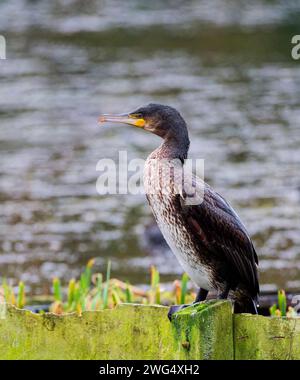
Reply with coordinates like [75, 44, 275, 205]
[0, 280, 25, 309]
[0, 259, 196, 314]
[2, 261, 297, 318]
[46, 260, 197, 314]
[17, 282, 26, 309]
[269, 290, 297, 318]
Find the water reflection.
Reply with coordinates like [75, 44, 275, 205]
[0, 0, 299, 294]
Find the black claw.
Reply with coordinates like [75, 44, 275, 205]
[167, 304, 190, 321]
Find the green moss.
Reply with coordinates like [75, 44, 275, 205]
[234, 314, 300, 360]
[0, 301, 233, 360]
[171, 300, 234, 360]
[1, 301, 299, 360]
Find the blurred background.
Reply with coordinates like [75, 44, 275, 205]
[0, 0, 300, 296]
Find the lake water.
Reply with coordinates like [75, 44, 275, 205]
[0, 0, 300, 295]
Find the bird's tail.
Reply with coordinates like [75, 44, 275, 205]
[231, 288, 259, 314]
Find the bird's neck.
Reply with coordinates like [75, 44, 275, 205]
[151, 136, 190, 163]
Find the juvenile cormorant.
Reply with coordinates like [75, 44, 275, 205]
[99, 103, 259, 317]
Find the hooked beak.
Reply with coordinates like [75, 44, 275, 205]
[98, 113, 145, 128]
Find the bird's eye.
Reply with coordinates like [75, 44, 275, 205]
[131, 113, 143, 119]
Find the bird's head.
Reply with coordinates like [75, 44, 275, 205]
[99, 103, 189, 143]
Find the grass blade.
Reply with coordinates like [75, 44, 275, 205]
[67, 279, 76, 309]
[125, 281, 133, 303]
[180, 273, 189, 304]
[17, 282, 25, 309]
[53, 277, 62, 302]
[102, 261, 111, 309]
[278, 290, 287, 317]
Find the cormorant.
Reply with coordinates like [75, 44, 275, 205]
[99, 103, 259, 317]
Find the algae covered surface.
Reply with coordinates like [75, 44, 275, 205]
[171, 300, 234, 360]
[0, 301, 232, 360]
[1, 300, 299, 360]
[234, 314, 300, 360]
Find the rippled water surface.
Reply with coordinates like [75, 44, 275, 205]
[0, 0, 300, 294]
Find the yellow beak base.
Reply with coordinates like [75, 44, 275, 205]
[98, 114, 145, 128]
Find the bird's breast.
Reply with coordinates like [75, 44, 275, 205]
[143, 158, 214, 290]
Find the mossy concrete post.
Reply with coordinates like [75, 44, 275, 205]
[172, 300, 233, 359]
[0, 301, 233, 360]
[234, 314, 300, 360]
[2, 301, 300, 359]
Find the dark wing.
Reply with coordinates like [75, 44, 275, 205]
[179, 184, 259, 297]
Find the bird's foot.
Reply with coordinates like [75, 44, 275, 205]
[167, 304, 191, 321]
